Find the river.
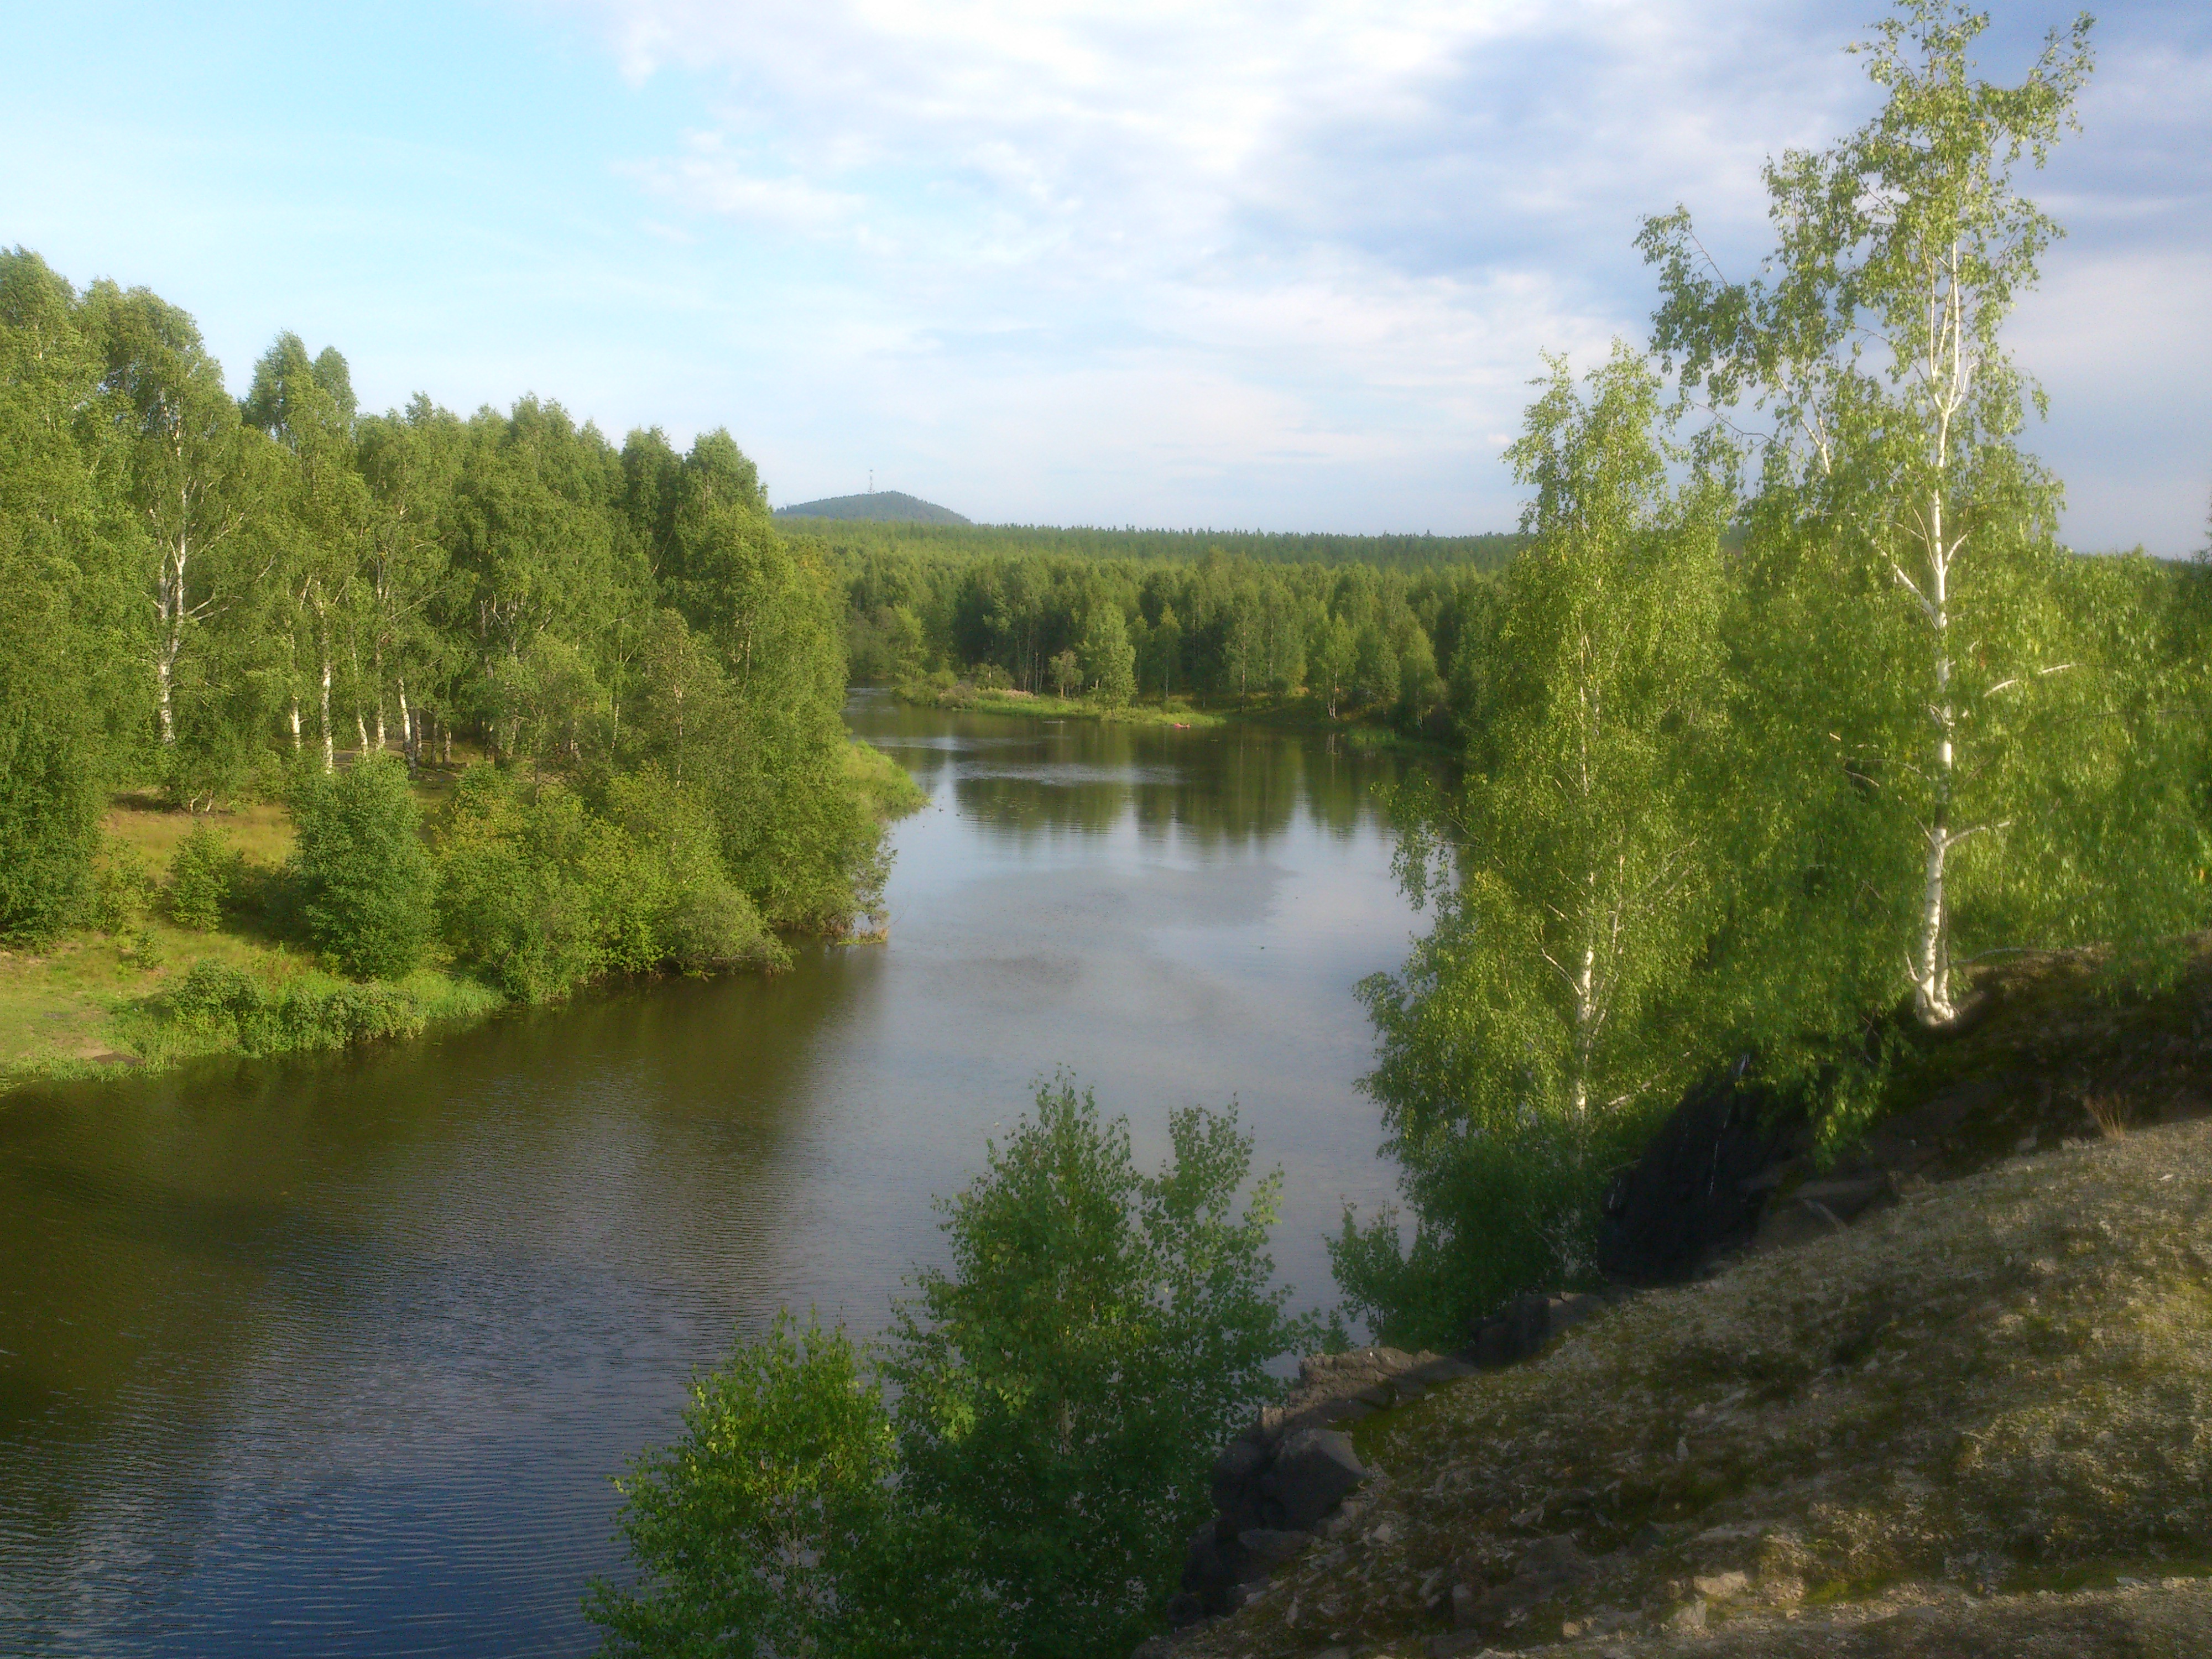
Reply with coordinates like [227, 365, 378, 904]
[0, 693, 1433, 1656]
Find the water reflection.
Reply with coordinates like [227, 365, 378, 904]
[0, 694, 1434, 1656]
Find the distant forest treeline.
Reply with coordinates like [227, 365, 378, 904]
[794, 515, 1522, 570]
[0, 247, 881, 951]
[828, 541, 1499, 734]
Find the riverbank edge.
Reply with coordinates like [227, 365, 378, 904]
[887, 680, 1452, 755]
[0, 738, 927, 1100]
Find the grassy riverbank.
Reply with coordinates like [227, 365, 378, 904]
[0, 739, 922, 1094]
[895, 678, 1450, 752]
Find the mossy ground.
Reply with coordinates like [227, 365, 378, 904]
[1181, 1118, 2212, 1658]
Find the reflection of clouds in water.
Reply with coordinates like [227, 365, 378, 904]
[865, 734, 1044, 755]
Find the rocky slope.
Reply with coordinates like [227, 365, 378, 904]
[1166, 1115, 2212, 1658]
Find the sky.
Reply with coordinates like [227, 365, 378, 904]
[5, 0, 2206, 547]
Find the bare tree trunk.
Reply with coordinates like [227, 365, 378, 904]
[398, 680, 414, 765]
[289, 698, 301, 752]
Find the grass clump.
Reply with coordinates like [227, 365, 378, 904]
[131, 957, 502, 1062]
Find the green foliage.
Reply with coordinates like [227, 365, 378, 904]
[1078, 601, 1136, 706]
[0, 708, 101, 944]
[164, 821, 237, 931]
[157, 957, 425, 1055]
[587, 1314, 902, 1659]
[1340, 346, 1728, 1343]
[834, 536, 1485, 735]
[435, 764, 784, 1001]
[1343, 2, 2212, 1347]
[88, 838, 157, 934]
[1, 249, 890, 977]
[291, 753, 436, 979]
[591, 1081, 1308, 1659]
[1636, 1, 2172, 1029]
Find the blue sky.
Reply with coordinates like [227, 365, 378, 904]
[6, 0, 2206, 546]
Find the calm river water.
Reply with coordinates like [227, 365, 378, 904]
[0, 694, 1432, 1656]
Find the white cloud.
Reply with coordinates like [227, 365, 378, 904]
[521, 0, 2212, 543]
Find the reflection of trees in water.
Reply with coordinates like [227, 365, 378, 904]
[928, 717, 1430, 850]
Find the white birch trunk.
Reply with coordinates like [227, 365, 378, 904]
[320, 652, 336, 774]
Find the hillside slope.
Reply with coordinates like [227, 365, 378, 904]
[1175, 1118, 2212, 1658]
[775, 489, 971, 524]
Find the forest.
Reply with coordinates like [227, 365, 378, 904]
[0, 251, 895, 1040]
[831, 538, 1500, 734]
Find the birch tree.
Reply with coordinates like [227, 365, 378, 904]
[244, 333, 371, 771]
[1340, 345, 1728, 1339]
[86, 283, 260, 749]
[1640, 0, 2114, 1026]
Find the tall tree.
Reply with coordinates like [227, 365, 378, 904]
[86, 281, 263, 752]
[245, 332, 373, 770]
[0, 252, 133, 937]
[1342, 345, 1728, 1341]
[1639, 0, 2119, 1025]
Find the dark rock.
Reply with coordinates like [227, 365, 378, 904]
[1597, 1068, 1812, 1283]
[1794, 1174, 1897, 1223]
[1463, 1289, 1622, 1368]
[1516, 1533, 1597, 1588]
[1261, 1427, 1368, 1530]
[1234, 1527, 1312, 1573]
[1182, 1523, 1235, 1599]
[1209, 1438, 1266, 1509]
[1466, 1291, 1558, 1366]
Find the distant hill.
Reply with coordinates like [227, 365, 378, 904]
[775, 491, 971, 526]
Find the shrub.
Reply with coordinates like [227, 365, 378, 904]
[292, 754, 435, 979]
[436, 765, 784, 1000]
[589, 1082, 1310, 1659]
[0, 708, 100, 945]
[164, 822, 237, 931]
[160, 957, 425, 1055]
[88, 838, 157, 934]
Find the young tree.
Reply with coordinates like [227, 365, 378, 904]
[0, 251, 129, 939]
[1338, 345, 1728, 1343]
[1639, 0, 2125, 1025]
[292, 752, 435, 979]
[245, 332, 373, 773]
[1078, 601, 1136, 706]
[1050, 647, 1081, 698]
[85, 283, 264, 751]
[1307, 614, 1356, 718]
[590, 1082, 1308, 1659]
